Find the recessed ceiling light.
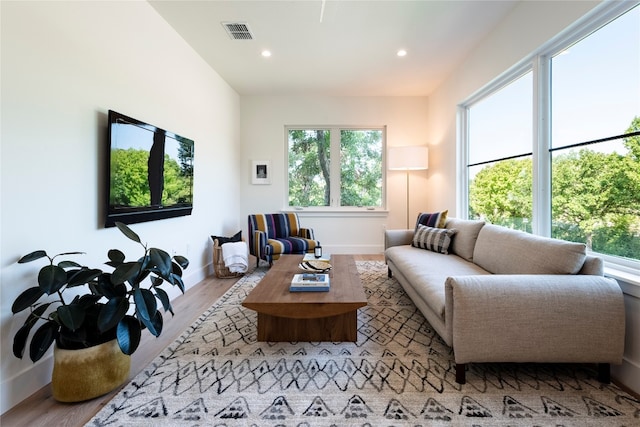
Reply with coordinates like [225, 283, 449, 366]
[397, 49, 407, 57]
[261, 50, 272, 57]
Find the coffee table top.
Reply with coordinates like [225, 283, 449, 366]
[242, 254, 368, 319]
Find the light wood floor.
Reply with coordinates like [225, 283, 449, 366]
[1, 254, 383, 427]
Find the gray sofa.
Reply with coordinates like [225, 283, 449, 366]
[384, 217, 625, 384]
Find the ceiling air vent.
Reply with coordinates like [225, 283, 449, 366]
[222, 22, 254, 40]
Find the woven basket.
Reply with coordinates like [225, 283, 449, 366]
[212, 239, 245, 279]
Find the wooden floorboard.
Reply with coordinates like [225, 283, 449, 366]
[0, 254, 383, 426]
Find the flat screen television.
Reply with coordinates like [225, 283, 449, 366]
[105, 110, 194, 227]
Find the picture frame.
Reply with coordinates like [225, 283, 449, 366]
[251, 160, 271, 185]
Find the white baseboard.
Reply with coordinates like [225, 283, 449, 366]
[612, 356, 640, 396]
[1, 356, 53, 415]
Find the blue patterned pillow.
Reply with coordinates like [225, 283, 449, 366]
[412, 225, 457, 254]
[415, 210, 448, 230]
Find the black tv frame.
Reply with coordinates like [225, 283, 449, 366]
[105, 110, 194, 227]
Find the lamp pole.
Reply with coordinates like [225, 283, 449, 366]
[388, 146, 429, 230]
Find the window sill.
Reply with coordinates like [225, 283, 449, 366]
[605, 266, 640, 298]
[284, 208, 389, 218]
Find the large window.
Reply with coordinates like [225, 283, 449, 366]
[462, 3, 640, 267]
[467, 71, 533, 232]
[287, 127, 384, 208]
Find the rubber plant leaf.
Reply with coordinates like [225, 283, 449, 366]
[67, 268, 103, 287]
[105, 249, 126, 268]
[11, 287, 44, 313]
[98, 296, 129, 333]
[17, 250, 48, 263]
[173, 255, 189, 270]
[58, 260, 82, 269]
[134, 288, 158, 333]
[29, 320, 59, 362]
[154, 287, 173, 315]
[38, 265, 67, 295]
[112, 262, 141, 286]
[171, 261, 184, 277]
[148, 310, 163, 337]
[149, 248, 172, 278]
[12, 303, 51, 358]
[116, 315, 141, 355]
[115, 222, 141, 243]
[171, 274, 186, 294]
[57, 304, 86, 332]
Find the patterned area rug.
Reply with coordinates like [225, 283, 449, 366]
[86, 261, 639, 426]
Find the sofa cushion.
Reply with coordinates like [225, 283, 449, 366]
[412, 225, 457, 254]
[473, 224, 587, 274]
[445, 218, 485, 262]
[415, 210, 448, 229]
[386, 245, 490, 320]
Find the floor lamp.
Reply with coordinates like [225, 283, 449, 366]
[388, 146, 429, 229]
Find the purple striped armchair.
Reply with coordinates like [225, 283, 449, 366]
[248, 213, 319, 266]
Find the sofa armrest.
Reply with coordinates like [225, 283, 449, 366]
[384, 229, 413, 250]
[445, 274, 625, 365]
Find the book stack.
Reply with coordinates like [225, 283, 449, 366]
[290, 273, 330, 292]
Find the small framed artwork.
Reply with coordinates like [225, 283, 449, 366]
[251, 160, 271, 185]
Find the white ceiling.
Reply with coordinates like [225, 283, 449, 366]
[149, 0, 520, 96]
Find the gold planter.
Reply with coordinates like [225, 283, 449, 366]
[51, 339, 131, 402]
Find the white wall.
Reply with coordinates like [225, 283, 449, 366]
[240, 95, 430, 254]
[0, 1, 241, 413]
[424, 0, 639, 394]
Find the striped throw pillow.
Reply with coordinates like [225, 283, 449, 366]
[412, 225, 457, 254]
[415, 210, 448, 230]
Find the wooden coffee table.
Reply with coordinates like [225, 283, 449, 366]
[242, 254, 367, 342]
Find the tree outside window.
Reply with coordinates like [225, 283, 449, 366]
[287, 127, 384, 208]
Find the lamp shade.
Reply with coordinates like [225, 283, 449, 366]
[388, 146, 429, 170]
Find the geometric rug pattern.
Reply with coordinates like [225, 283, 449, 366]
[86, 261, 639, 426]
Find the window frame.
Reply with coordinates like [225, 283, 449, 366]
[284, 125, 388, 212]
[458, 1, 640, 277]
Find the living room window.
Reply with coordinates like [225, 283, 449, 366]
[550, 7, 640, 265]
[461, 2, 640, 268]
[467, 71, 533, 232]
[286, 127, 385, 209]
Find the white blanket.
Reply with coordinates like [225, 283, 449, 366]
[221, 241, 248, 273]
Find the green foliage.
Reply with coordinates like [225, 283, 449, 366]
[469, 159, 532, 232]
[11, 223, 189, 362]
[110, 148, 192, 207]
[469, 116, 640, 261]
[288, 130, 331, 206]
[288, 129, 382, 207]
[110, 149, 150, 206]
[340, 130, 383, 207]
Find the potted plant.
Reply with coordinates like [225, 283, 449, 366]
[11, 222, 189, 402]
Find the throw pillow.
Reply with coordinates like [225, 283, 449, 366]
[211, 230, 242, 245]
[415, 210, 448, 230]
[412, 225, 457, 254]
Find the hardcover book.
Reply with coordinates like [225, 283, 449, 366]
[290, 273, 330, 292]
